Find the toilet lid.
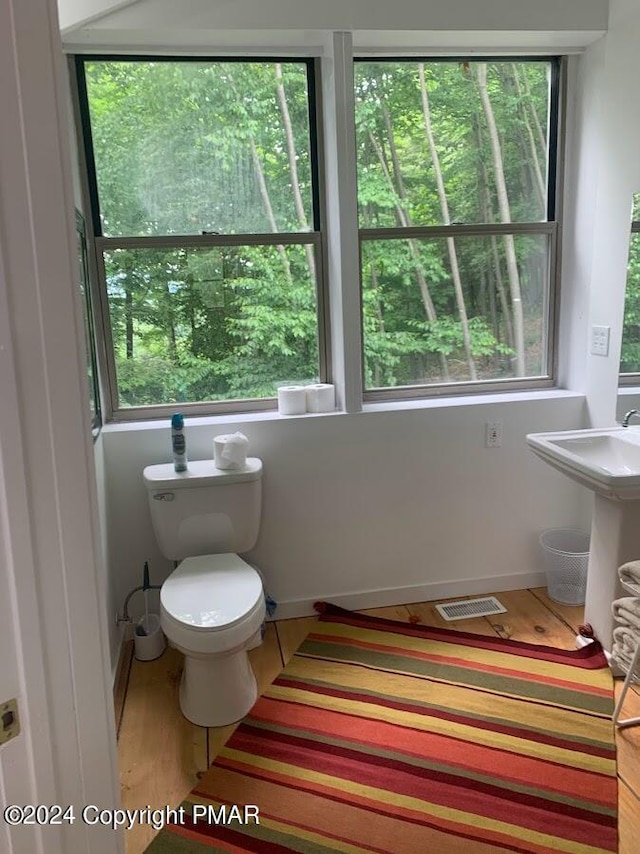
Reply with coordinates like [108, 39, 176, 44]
[161, 554, 263, 630]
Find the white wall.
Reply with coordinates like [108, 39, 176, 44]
[61, 0, 640, 673]
[62, 0, 607, 52]
[559, 48, 605, 396]
[607, 0, 640, 422]
[94, 432, 122, 674]
[617, 391, 640, 423]
[70, 1, 614, 675]
[103, 393, 591, 644]
[565, 0, 640, 426]
[58, 0, 139, 33]
[73, 0, 608, 35]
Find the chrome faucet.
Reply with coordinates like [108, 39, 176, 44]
[622, 409, 640, 427]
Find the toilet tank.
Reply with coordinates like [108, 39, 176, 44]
[143, 458, 262, 561]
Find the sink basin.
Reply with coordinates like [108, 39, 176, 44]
[526, 427, 640, 500]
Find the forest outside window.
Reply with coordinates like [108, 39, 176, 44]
[620, 195, 640, 383]
[76, 57, 324, 417]
[355, 58, 561, 398]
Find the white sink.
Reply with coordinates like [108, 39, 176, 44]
[526, 424, 640, 651]
[526, 426, 640, 500]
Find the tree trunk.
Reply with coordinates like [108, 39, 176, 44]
[478, 264, 488, 318]
[486, 264, 498, 346]
[124, 253, 134, 359]
[476, 63, 526, 376]
[370, 260, 385, 387]
[418, 63, 477, 381]
[520, 64, 547, 155]
[227, 71, 294, 286]
[490, 234, 511, 347]
[367, 128, 451, 381]
[166, 285, 177, 362]
[274, 62, 316, 282]
[249, 138, 293, 285]
[498, 66, 539, 210]
[473, 111, 515, 351]
[510, 64, 545, 210]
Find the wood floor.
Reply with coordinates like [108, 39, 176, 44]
[115, 588, 640, 854]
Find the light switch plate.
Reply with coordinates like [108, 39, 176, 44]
[590, 325, 610, 356]
[0, 698, 20, 746]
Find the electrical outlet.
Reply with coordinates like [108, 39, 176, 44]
[590, 325, 610, 356]
[0, 698, 20, 746]
[486, 421, 502, 448]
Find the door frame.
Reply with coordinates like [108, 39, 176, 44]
[0, 1, 122, 852]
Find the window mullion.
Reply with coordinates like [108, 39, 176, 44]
[360, 223, 556, 241]
[95, 233, 321, 252]
[320, 31, 363, 413]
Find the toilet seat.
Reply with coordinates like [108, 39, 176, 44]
[162, 553, 263, 629]
[160, 553, 265, 655]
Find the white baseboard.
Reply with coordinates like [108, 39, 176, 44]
[111, 621, 135, 688]
[268, 571, 548, 621]
[114, 572, 549, 635]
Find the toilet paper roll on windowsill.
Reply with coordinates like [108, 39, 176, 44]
[277, 385, 306, 416]
[305, 383, 335, 413]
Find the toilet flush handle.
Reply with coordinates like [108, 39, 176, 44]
[153, 492, 175, 501]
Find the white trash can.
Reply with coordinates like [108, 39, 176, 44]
[134, 613, 166, 661]
[539, 528, 590, 606]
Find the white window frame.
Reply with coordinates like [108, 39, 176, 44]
[620, 217, 640, 386]
[71, 55, 329, 422]
[355, 55, 566, 403]
[70, 45, 567, 422]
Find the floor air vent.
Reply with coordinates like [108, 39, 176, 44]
[435, 596, 506, 621]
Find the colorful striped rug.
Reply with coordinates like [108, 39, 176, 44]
[145, 603, 617, 854]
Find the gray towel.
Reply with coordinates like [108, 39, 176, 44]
[618, 560, 640, 591]
[612, 596, 640, 632]
[612, 625, 640, 674]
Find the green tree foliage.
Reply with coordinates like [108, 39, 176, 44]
[86, 60, 318, 405]
[622, 232, 640, 373]
[83, 58, 553, 406]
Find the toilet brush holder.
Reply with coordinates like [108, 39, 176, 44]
[134, 613, 166, 661]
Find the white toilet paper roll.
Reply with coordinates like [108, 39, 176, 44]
[214, 432, 249, 469]
[277, 385, 306, 416]
[305, 383, 336, 413]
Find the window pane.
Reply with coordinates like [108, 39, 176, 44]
[355, 60, 551, 227]
[103, 244, 319, 406]
[77, 215, 100, 429]
[621, 232, 640, 374]
[361, 234, 549, 389]
[84, 61, 314, 237]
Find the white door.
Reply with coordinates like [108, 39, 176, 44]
[0, 452, 45, 854]
[0, 1, 122, 852]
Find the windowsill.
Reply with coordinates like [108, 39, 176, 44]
[101, 408, 297, 433]
[361, 387, 584, 413]
[100, 387, 585, 433]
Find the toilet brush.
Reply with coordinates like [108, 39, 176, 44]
[141, 561, 151, 635]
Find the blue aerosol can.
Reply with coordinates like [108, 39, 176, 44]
[171, 412, 187, 472]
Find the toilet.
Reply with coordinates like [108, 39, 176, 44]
[143, 458, 266, 727]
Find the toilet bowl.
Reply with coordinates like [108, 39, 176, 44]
[160, 553, 266, 727]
